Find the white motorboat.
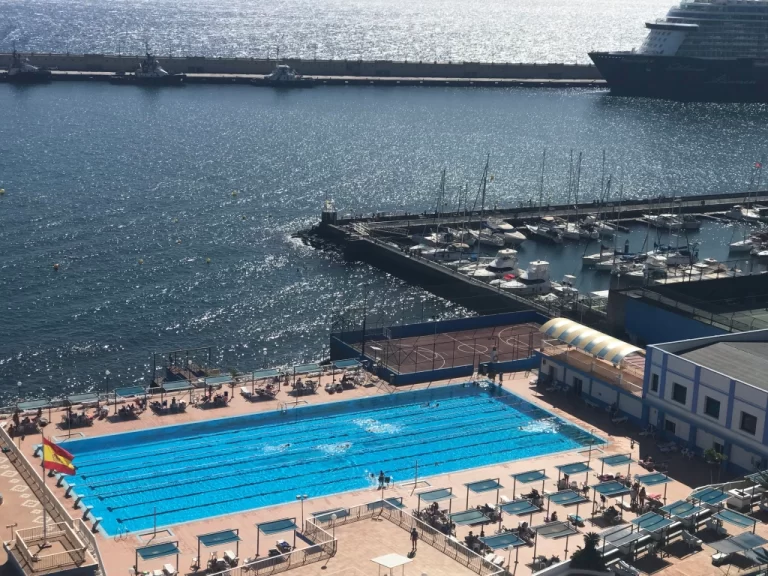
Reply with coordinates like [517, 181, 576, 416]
[725, 205, 761, 222]
[468, 229, 505, 248]
[582, 249, 617, 266]
[755, 250, 768, 261]
[594, 257, 620, 273]
[562, 223, 582, 242]
[729, 238, 755, 252]
[551, 274, 579, 298]
[503, 230, 527, 246]
[421, 243, 472, 262]
[646, 250, 691, 267]
[491, 260, 551, 295]
[526, 224, 563, 245]
[467, 249, 518, 280]
[457, 257, 494, 274]
[484, 218, 515, 233]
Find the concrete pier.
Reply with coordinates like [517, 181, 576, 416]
[1, 52, 603, 86]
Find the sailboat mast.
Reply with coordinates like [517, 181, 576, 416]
[538, 149, 546, 213]
[574, 152, 583, 220]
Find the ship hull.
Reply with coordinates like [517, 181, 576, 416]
[589, 52, 768, 102]
[250, 78, 314, 88]
[2, 72, 52, 84]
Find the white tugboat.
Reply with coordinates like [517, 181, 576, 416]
[3, 48, 52, 83]
[252, 65, 314, 88]
[110, 46, 185, 85]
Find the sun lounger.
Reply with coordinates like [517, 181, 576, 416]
[612, 415, 628, 424]
[240, 386, 252, 398]
[163, 564, 177, 576]
[682, 530, 702, 550]
[613, 560, 641, 576]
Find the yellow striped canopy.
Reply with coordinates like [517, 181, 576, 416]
[540, 318, 643, 365]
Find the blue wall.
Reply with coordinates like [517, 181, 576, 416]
[624, 298, 725, 345]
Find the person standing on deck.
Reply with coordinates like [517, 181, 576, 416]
[411, 528, 419, 552]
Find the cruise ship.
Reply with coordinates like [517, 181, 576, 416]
[589, 0, 768, 102]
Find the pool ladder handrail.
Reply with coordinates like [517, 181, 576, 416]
[279, 400, 309, 413]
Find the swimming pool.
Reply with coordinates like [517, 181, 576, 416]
[61, 384, 602, 535]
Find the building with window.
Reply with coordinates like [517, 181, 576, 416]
[643, 329, 768, 474]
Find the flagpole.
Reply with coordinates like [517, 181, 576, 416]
[41, 432, 51, 549]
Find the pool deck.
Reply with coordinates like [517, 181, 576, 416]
[1, 371, 766, 576]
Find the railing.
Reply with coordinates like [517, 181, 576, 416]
[636, 288, 768, 333]
[540, 345, 643, 396]
[0, 424, 107, 576]
[203, 520, 335, 576]
[310, 500, 502, 576]
[378, 505, 503, 576]
[15, 526, 68, 541]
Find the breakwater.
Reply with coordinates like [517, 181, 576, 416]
[1, 52, 602, 81]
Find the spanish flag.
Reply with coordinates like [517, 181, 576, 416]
[42, 437, 76, 476]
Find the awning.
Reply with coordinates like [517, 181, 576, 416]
[312, 509, 348, 522]
[198, 530, 241, 547]
[714, 509, 757, 531]
[599, 454, 634, 468]
[204, 375, 232, 387]
[511, 470, 549, 484]
[417, 488, 456, 503]
[17, 399, 51, 411]
[745, 470, 768, 484]
[534, 521, 578, 539]
[635, 472, 671, 487]
[367, 497, 405, 511]
[257, 518, 298, 534]
[479, 533, 526, 550]
[556, 462, 591, 476]
[691, 487, 728, 506]
[540, 317, 643, 365]
[136, 542, 180, 561]
[601, 525, 647, 548]
[162, 379, 192, 392]
[591, 481, 631, 498]
[632, 512, 673, 533]
[294, 363, 321, 375]
[465, 479, 503, 494]
[500, 500, 541, 516]
[548, 490, 589, 507]
[115, 386, 145, 398]
[449, 509, 490, 526]
[67, 392, 100, 405]
[333, 359, 362, 370]
[660, 500, 704, 520]
[252, 369, 281, 380]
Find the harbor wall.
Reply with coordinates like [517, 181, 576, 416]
[1, 52, 601, 80]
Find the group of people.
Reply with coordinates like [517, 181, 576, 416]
[118, 403, 142, 418]
[417, 501, 453, 535]
[8, 408, 42, 438]
[630, 482, 648, 510]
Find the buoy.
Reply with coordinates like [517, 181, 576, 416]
[53, 263, 59, 271]
[173, 218, 178, 223]
[176, 239, 182, 244]
[0, 189, 5, 195]
[206, 257, 211, 264]
[232, 190, 238, 197]
[138, 259, 144, 265]
[242, 215, 246, 220]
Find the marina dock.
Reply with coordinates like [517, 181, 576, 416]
[303, 189, 768, 324]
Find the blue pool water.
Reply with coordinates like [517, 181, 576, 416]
[60, 384, 603, 535]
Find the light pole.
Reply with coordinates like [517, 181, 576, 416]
[16, 381, 22, 447]
[296, 494, 308, 530]
[263, 348, 268, 369]
[105, 370, 111, 409]
[331, 513, 337, 541]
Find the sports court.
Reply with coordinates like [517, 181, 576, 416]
[362, 322, 543, 374]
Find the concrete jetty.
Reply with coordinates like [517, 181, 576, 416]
[1, 52, 603, 87]
[301, 189, 768, 323]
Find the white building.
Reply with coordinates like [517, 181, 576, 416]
[644, 330, 768, 474]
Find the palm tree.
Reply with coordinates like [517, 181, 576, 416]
[704, 447, 728, 483]
[570, 532, 605, 571]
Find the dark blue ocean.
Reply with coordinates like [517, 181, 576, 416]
[1, 82, 767, 403]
